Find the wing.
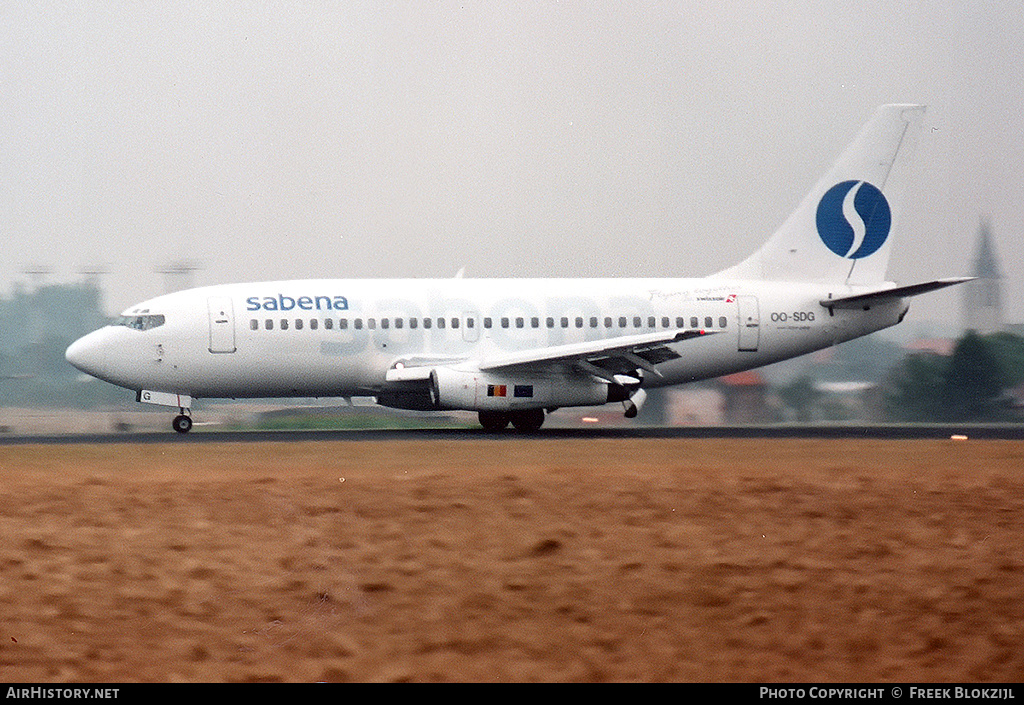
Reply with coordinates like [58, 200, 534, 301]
[385, 328, 717, 385]
[479, 328, 717, 382]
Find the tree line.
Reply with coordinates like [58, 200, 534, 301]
[884, 331, 1024, 422]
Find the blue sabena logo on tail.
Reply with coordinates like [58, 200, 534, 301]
[815, 180, 891, 259]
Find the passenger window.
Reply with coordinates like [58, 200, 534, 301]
[619, 317, 627, 328]
[250, 319, 258, 331]
[662, 317, 670, 328]
[501, 317, 509, 329]
[325, 318, 334, 330]
[296, 319, 304, 330]
[648, 316, 656, 328]
[424, 318, 432, 329]
[546, 317, 554, 328]
[354, 319, 363, 330]
[483, 317, 492, 329]
[515, 317, 524, 329]
[410, 318, 418, 329]
[531, 317, 539, 328]
[590, 317, 598, 328]
[381, 318, 389, 329]
[451, 318, 459, 329]
[604, 317, 612, 328]
[466, 318, 473, 329]
[677, 317, 685, 328]
[281, 319, 289, 330]
[310, 319, 318, 330]
[266, 319, 274, 330]
[368, 319, 376, 330]
[395, 318, 403, 329]
[705, 317, 713, 328]
[437, 318, 445, 329]
[633, 316, 641, 328]
[719, 316, 728, 328]
[691, 317, 699, 328]
[575, 317, 583, 328]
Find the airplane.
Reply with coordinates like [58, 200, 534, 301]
[66, 104, 970, 434]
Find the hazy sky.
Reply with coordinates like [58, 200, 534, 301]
[2, 1, 1022, 330]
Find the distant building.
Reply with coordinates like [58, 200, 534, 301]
[717, 371, 775, 424]
[962, 218, 1005, 334]
[665, 386, 724, 426]
[0, 280, 108, 377]
[904, 337, 956, 357]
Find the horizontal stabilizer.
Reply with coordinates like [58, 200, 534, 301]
[820, 277, 974, 309]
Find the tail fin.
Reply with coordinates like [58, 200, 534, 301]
[717, 104, 926, 285]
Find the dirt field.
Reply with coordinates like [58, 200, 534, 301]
[1, 437, 1022, 682]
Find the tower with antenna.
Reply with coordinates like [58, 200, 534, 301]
[77, 265, 107, 291]
[155, 260, 202, 294]
[20, 265, 51, 291]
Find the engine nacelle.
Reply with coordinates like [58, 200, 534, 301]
[622, 387, 647, 418]
[429, 368, 622, 411]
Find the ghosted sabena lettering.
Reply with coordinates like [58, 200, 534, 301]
[246, 294, 349, 312]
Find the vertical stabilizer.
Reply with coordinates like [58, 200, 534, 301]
[717, 104, 925, 285]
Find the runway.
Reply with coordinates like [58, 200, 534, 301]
[2, 423, 1023, 445]
[3, 435, 1022, 681]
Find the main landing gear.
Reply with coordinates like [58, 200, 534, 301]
[478, 409, 546, 432]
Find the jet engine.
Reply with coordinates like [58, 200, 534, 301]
[429, 367, 627, 411]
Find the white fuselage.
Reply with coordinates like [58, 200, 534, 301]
[63, 104, 945, 433]
[65, 276, 907, 403]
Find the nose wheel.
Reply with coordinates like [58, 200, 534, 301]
[172, 413, 193, 434]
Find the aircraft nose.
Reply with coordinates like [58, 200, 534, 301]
[66, 331, 107, 378]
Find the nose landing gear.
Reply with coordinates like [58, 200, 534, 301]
[136, 390, 195, 435]
[172, 410, 193, 434]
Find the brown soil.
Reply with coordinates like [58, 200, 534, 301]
[1, 438, 1022, 682]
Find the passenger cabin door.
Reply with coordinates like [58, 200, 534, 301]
[207, 296, 237, 353]
[737, 295, 760, 352]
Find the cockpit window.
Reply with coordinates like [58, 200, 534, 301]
[114, 314, 166, 331]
